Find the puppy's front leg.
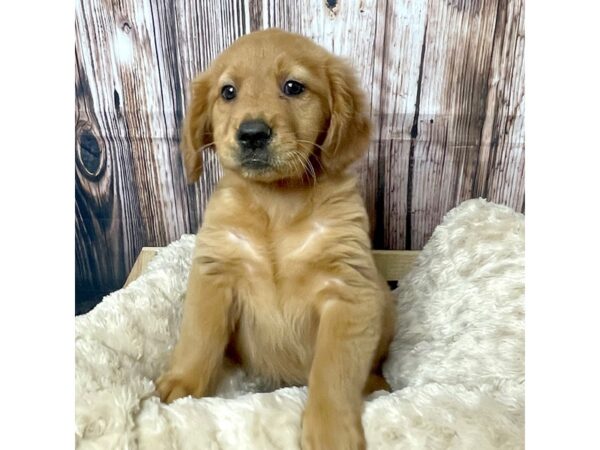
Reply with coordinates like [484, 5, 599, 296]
[301, 297, 381, 450]
[156, 259, 233, 403]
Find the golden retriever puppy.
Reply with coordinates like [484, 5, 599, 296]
[156, 28, 395, 450]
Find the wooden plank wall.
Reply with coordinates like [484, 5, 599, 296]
[75, 0, 524, 314]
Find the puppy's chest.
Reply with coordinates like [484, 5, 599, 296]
[226, 219, 332, 275]
[223, 221, 333, 383]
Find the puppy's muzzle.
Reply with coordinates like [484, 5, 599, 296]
[236, 119, 272, 169]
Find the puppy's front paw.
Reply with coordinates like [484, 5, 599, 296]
[301, 404, 365, 450]
[155, 371, 198, 403]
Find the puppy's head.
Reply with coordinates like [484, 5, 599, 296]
[181, 29, 371, 184]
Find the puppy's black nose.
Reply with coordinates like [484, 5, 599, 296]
[236, 120, 272, 150]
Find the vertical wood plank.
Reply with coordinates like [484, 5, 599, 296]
[109, 0, 176, 247]
[475, 0, 525, 211]
[76, 0, 146, 312]
[374, 0, 428, 249]
[408, 0, 501, 249]
[75, 0, 250, 311]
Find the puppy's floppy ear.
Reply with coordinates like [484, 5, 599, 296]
[180, 73, 213, 183]
[320, 57, 372, 174]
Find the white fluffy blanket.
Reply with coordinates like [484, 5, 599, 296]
[75, 199, 524, 449]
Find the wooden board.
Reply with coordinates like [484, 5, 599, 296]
[123, 247, 161, 287]
[124, 247, 420, 287]
[407, 0, 525, 248]
[76, 0, 524, 313]
[372, 250, 421, 283]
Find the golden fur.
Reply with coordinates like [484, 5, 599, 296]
[156, 29, 395, 450]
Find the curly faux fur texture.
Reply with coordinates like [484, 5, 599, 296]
[75, 198, 524, 449]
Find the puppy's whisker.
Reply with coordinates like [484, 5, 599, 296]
[292, 140, 326, 176]
[294, 139, 327, 153]
[307, 160, 317, 186]
[291, 128, 327, 135]
[286, 150, 307, 182]
[294, 139, 323, 150]
[290, 152, 307, 181]
[290, 148, 317, 186]
[309, 151, 325, 173]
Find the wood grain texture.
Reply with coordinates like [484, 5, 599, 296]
[75, 0, 525, 313]
[478, 0, 525, 211]
[76, 2, 145, 313]
[75, 0, 247, 313]
[407, 0, 524, 248]
[374, 0, 428, 249]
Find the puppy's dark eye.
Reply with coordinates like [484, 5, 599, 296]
[221, 85, 236, 101]
[282, 80, 305, 96]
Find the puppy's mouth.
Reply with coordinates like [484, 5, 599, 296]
[240, 156, 271, 170]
